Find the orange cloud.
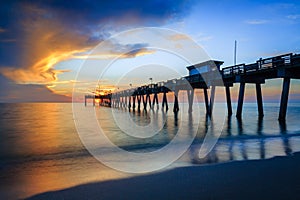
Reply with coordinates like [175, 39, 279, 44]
[73, 48, 155, 60]
[168, 33, 190, 41]
[0, 3, 161, 100]
[0, 3, 95, 85]
[0, 3, 155, 85]
[0, 51, 81, 84]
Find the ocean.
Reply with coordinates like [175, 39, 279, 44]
[0, 102, 300, 199]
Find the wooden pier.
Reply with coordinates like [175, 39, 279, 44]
[85, 53, 300, 121]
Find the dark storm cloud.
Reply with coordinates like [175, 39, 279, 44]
[29, 0, 192, 25]
[0, 0, 193, 43]
[110, 43, 152, 57]
[0, 0, 194, 102]
[0, 0, 194, 69]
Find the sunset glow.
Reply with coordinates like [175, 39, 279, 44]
[1, 1, 300, 199]
[0, 0, 299, 102]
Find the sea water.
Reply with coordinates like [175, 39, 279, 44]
[0, 102, 300, 199]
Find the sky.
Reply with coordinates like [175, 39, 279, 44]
[0, 0, 300, 102]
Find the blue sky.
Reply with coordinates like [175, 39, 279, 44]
[171, 0, 300, 63]
[0, 0, 299, 102]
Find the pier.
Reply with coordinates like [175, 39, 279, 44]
[85, 53, 300, 121]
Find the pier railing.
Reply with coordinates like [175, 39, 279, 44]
[222, 53, 295, 78]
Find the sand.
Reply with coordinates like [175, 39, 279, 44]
[27, 153, 300, 199]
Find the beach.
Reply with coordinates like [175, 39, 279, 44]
[28, 152, 300, 199]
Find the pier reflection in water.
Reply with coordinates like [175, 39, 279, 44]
[187, 113, 298, 165]
[97, 103, 300, 166]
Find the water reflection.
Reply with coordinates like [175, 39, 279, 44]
[0, 103, 130, 199]
[226, 116, 232, 136]
[257, 117, 265, 159]
[279, 121, 292, 156]
[237, 117, 243, 135]
[1, 103, 300, 199]
[124, 106, 298, 165]
[193, 114, 296, 165]
[174, 111, 178, 127]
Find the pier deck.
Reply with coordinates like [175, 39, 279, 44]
[85, 53, 300, 121]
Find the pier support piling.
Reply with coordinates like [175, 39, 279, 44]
[256, 83, 264, 117]
[162, 92, 169, 111]
[210, 86, 216, 115]
[173, 90, 179, 113]
[236, 82, 245, 118]
[121, 96, 123, 108]
[146, 94, 151, 109]
[152, 93, 159, 109]
[142, 95, 147, 110]
[187, 89, 194, 113]
[132, 96, 136, 110]
[122, 96, 125, 108]
[137, 95, 141, 111]
[128, 96, 131, 109]
[279, 77, 290, 121]
[203, 88, 210, 115]
[225, 86, 232, 116]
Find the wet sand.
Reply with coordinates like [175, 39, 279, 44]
[27, 152, 300, 200]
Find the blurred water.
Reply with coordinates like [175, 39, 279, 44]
[0, 102, 300, 199]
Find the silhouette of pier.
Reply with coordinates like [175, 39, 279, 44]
[85, 53, 300, 121]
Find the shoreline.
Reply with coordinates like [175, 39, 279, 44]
[27, 152, 300, 200]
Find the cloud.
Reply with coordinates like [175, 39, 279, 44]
[245, 19, 269, 25]
[0, 0, 195, 101]
[287, 14, 300, 20]
[0, 39, 16, 43]
[0, 3, 97, 84]
[28, 0, 193, 27]
[106, 42, 156, 58]
[71, 41, 156, 59]
[0, 51, 81, 84]
[0, 76, 70, 102]
[168, 33, 191, 41]
[284, 14, 300, 25]
[0, 0, 193, 84]
[196, 35, 213, 42]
